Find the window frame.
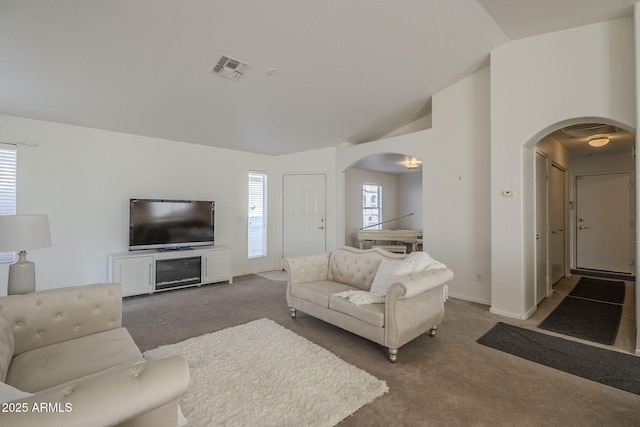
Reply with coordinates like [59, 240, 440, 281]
[362, 183, 382, 230]
[248, 171, 267, 259]
[0, 143, 17, 263]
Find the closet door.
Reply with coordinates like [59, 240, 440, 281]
[549, 164, 566, 284]
[535, 151, 549, 303]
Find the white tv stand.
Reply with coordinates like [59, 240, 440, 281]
[109, 245, 232, 297]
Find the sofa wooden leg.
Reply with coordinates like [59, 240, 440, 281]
[429, 326, 438, 337]
[388, 348, 398, 363]
[290, 308, 297, 318]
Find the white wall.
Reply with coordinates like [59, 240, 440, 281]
[0, 114, 283, 294]
[430, 66, 492, 304]
[379, 114, 432, 140]
[490, 17, 636, 319]
[397, 173, 423, 230]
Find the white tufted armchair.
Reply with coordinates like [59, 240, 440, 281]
[0, 283, 189, 427]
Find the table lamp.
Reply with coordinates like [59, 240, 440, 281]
[0, 214, 52, 295]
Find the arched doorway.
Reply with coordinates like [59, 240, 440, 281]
[528, 119, 636, 351]
[532, 121, 636, 300]
[344, 153, 423, 251]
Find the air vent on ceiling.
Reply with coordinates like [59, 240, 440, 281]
[561, 123, 620, 138]
[212, 54, 250, 81]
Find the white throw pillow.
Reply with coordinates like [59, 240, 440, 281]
[0, 382, 33, 403]
[369, 260, 414, 295]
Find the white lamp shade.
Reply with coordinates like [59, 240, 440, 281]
[0, 214, 52, 252]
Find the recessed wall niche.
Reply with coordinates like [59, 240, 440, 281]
[344, 153, 423, 249]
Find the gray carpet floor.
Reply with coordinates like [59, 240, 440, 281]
[122, 273, 640, 427]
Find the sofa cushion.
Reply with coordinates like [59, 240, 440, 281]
[327, 249, 385, 291]
[5, 327, 143, 392]
[0, 315, 14, 382]
[291, 281, 355, 308]
[329, 295, 385, 327]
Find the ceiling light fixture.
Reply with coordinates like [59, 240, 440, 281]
[401, 158, 422, 169]
[588, 136, 609, 148]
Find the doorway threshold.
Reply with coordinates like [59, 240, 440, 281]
[571, 269, 635, 282]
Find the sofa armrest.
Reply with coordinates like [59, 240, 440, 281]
[0, 355, 190, 427]
[282, 253, 330, 285]
[384, 268, 453, 350]
[0, 283, 123, 356]
[391, 268, 454, 299]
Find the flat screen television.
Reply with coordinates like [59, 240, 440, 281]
[129, 199, 215, 251]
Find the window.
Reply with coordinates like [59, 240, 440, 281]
[0, 144, 17, 262]
[248, 171, 267, 258]
[362, 184, 382, 230]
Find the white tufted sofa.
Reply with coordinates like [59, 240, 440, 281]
[282, 246, 453, 362]
[0, 283, 189, 427]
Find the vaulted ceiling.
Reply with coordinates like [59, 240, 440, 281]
[0, 0, 635, 155]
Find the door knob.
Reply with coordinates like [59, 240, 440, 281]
[579, 225, 586, 229]
[318, 225, 325, 230]
[578, 218, 584, 222]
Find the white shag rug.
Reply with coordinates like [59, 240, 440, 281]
[144, 318, 388, 427]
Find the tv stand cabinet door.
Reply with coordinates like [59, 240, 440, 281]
[202, 247, 232, 284]
[111, 255, 154, 296]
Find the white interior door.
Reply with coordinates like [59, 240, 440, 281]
[575, 173, 632, 274]
[283, 174, 326, 258]
[549, 164, 566, 284]
[535, 152, 549, 304]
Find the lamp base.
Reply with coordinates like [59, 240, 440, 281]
[7, 250, 36, 295]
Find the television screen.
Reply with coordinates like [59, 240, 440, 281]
[129, 199, 215, 250]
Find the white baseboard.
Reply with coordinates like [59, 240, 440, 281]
[522, 305, 537, 320]
[448, 293, 491, 306]
[488, 303, 536, 320]
[451, 294, 537, 320]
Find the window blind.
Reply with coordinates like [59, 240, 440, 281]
[362, 183, 382, 230]
[248, 171, 267, 258]
[0, 144, 17, 263]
